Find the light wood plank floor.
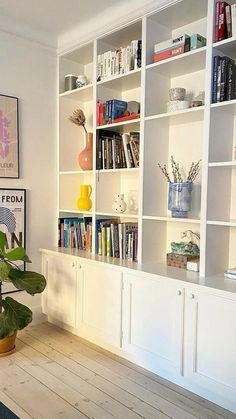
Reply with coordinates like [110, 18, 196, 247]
[0, 322, 235, 419]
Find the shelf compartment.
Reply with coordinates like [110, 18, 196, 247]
[59, 84, 93, 102]
[205, 224, 236, 276]
[146, 47, 206, 78]
[142, 218, 200, 266]
[143, 118, 202, 219]
[59, 42, 93, 95]
[59, 172, 94, 213]
[209, 105, 236, 163]
[96, 170, 139, 215]
[97, 69, 141, 90]
[207, 166, 236, 222]
[145, 106, 205, 124]
[213, 36, 236, 60]
[97, 21, 142, 54]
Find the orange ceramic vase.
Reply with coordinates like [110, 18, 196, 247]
[78, 132, 93, 170]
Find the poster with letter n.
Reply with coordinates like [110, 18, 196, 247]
[0, 94, 19, 178]
[0, 188, 26, 294]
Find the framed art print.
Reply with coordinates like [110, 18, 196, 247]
[0, 188, 26, 294]
[0, 94, 19, 178]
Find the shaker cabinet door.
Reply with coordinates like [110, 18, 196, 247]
[184, 289, 236, 411]
[42, 254, 77, 328]
[122, 272, 184, 377]
[77, 262, 122, 347]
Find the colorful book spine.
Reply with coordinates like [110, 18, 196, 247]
[153, 45, 185, 63]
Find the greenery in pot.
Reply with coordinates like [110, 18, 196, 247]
[0, 231, 46, 340]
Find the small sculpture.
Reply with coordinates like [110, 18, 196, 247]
[112, 194, 127, 213]
[171, 230, 200, 256]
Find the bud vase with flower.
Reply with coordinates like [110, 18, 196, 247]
[69, 108, 93, 170]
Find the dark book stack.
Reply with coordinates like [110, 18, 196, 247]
[96, 130, 140, 170]
[212, 55, 236, 103]
[58, 217, 92, 252]
[95, 219, 138, 261]
[214, 2, 236, 42]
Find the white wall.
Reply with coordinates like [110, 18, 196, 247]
[0, 31, 57, 318]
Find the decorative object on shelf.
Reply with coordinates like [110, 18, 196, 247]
[77, 184, 92, 211]
[65, 74, 77, 91]
[126, 101, 140, 115]
[153, 34, 190, 63]
[167, 253, 199, 269]
[76, 75, 88, 88]
[167, 230, 200, 270]
[0, 94, 19, 178]
[112, 194, 127, 213]
[69, 108, 93, 170]
[191, 91, 205, 107]
[0, 231, 46, 356]
[158, 156, 201, 218]
[167, 87, 189, 113]
[127, 190, 138, 214]
[224, 267, 236, 280]
[169, 88, 186, 101]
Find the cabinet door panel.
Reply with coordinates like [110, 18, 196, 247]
[43, 255, 77, 328]
[123, 273, 184, 376]
[78, 263, 122, 347]
[185, 290, 236, 410]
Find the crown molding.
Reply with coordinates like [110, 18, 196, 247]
[57, 0, 180, 55]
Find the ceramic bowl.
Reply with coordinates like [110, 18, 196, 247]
[167, 100, 190, 112]
[169, 87, 186, 101]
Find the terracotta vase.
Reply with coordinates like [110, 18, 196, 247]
[78, 132, 93, 170]
[0, 331, 17, 357]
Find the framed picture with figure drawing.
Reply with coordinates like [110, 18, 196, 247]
[0, 94, 19, 178]
[0, 188, 26, 294]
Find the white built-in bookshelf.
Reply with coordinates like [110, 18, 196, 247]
[57, 0, 236, 278]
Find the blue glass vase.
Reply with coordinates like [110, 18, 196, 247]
[168, 182, 193, 218]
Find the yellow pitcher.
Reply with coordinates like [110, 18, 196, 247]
[77, 184, 92, 211]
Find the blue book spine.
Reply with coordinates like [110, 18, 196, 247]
[220, 56, 230, 102]
[212, 56, 221, 103]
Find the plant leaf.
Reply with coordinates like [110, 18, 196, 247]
[21, 254, 32, 263]
[0, 311, 13, 339]
[2, 297, 32, 331]
[0, 260, 11, 281]
[0, 231, 6, 252]
[8, 269, 46, 295]
[5, 247, 26, 261]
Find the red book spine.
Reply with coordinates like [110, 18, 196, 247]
[218, 2, 228, 41]
[153, 45, 184, 62]
[215, 2, 220, 41]
[96, 101, 100, 126]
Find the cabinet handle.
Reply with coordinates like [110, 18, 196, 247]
[72, 262, 76, 268]
[191, 293, 195, 299]
[177, 290, 182, 296]
[78, 264, 82, 269]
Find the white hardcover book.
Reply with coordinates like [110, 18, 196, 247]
[133, 40, 138, 70]
[107, 50, 111, 78]
[126, 45, 131, 72]
[122, 133, 131, 168]
[97, 54, 102, 80]
[98, 232, 102, 255]
[121, 47, 126, 74]
[231, 4, 236, 37]
[154, 35, 187, 53]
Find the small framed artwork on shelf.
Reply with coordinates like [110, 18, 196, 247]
[0, 94, 19, 178]
[0, 188, 26, 294]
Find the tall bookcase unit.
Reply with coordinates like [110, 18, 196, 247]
[58, 0, 236, 279]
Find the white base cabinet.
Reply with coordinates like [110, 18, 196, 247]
[184, 289, 236, 413]
[122, 273, 184, 378]
[41, 251, 236, 413]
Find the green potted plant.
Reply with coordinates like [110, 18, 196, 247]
[0, 231, 46, 356]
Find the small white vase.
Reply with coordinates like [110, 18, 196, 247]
[112, 194, 127, 213]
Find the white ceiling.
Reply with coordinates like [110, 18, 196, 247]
[0, 0, 166, 50]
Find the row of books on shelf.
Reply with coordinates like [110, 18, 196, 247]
[96, 130, 140, 170]
[215, 1, 236, 42]
[153, 33, 206, 63]
[212, 55, 236, 103]
[97, 40, 142, 81]
[96, 219, 138, 261]
[97, 99, 140, 126]
[58, 217, 92, 251]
